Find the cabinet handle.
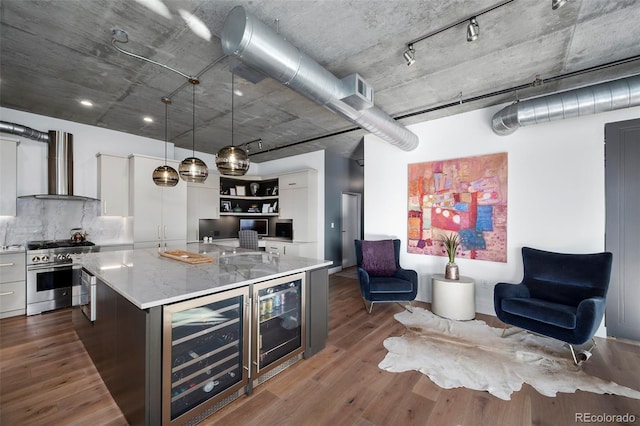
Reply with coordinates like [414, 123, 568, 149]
[0, 263, 15, 267]
[157, 225, 161, 240]
[288, 182, 296, 186]
[0, 291, 14, 296]
[103, 200, 107, 215]
[164, 226, 167, 239]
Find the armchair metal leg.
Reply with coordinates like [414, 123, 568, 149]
[500, 324, 524, 338]
[569, 338, 597, 366]
[363, 298, 374, 314]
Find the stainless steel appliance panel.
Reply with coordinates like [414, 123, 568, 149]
[252, 272, 305, 381]
[163, 286, 250, 425]
[79, 268, 96, 321]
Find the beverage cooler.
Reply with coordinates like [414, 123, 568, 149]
[162, 287, 250, 425]
[252, 273, 305, 384]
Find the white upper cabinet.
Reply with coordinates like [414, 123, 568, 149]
[97, 153, 129, 216]
[129, 155, 187, 248]
[0, 137, 19, 216]
[278, 170, 317, 242]
[187, 172, 220, 241]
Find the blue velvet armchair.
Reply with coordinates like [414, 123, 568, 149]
[354, 239, 418, 314]
[494, 246, 612, 363]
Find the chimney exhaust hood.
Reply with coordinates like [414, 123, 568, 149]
[0, 122, 98, 201]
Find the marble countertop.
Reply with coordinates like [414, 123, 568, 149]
[0, 245, 25, 254]
[76, 243, 331, 310]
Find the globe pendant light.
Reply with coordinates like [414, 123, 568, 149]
[153, 97, 180, 187]
[179, 78, 209, 183]
[216, 72, 250, 176]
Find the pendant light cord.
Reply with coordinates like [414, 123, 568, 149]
[165, 101, 168, 164]
[162, 96, 171, 165]
[231, 72, 235, 147]
[192, 82, 196, 157]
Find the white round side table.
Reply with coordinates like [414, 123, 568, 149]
[431, 274, 476, 320]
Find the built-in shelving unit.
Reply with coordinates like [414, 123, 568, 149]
[219, 176, 279, 217]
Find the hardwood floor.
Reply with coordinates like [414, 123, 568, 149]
[1, 271, 639, 425]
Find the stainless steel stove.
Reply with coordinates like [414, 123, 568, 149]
[26, 240, 98, 315]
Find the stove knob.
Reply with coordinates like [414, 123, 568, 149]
[56, 254, 64, 261]
[41, 255, 50, 262]
[32, 256, 40, 263]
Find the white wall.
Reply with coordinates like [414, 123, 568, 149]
[364, 103, 640, 323]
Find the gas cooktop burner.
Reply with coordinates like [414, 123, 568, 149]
[27, 240, 96, 250]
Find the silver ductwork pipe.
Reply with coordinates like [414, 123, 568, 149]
[492, 75, 640, 135]
[0, 121, 49, 142]
[221, 6, 419, 151]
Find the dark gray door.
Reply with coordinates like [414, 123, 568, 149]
[605, 118, 640, 341]
[341, 193, 361, 268]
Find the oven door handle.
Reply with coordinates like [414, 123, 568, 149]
[27, 263, 82, 272]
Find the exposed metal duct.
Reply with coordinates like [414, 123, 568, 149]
[492, 75, 640, 135]
[0, 121, 96, 201]
[221, 6, 419, 152]
[0, 121, 49, 142]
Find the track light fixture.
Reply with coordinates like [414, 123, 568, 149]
[466, 17, 479, 42]
[402, 0, 514, 64]
[403, 44, 416, 66]
[551, 0, 568, 10]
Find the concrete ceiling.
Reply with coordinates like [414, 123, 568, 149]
[1, 0, 639, 164]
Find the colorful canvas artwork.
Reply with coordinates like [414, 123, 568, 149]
[407, 152, 508, 262]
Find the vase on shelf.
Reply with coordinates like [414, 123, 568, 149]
[445, 262, 459, 280]
[250, 182, 260, 196]
[233, 204, 243, 213]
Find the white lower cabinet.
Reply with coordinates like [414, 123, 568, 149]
[0, 252, 26, 319]
[265, 241, 316, 257]
[129, 155, 187, 248]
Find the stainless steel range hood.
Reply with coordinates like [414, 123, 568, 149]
[0, 122, 98, 201]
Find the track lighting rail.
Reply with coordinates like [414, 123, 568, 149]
[406, 0, 514, 48]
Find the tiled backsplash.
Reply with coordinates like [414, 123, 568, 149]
[0, 198, 131, 246]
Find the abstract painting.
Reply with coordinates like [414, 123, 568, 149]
[408, 152, 507, 262]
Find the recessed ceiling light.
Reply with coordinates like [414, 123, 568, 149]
[143, 116, 154, 123]
[80, 100, 93, 107]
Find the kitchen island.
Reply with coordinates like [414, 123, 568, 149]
[73, 243, 331, 426]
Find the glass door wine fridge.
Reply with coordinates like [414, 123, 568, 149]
[163, 286, 249, 425]
[252, 272, 305, 385]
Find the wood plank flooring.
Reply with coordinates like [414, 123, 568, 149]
[1, 270, 639, 425]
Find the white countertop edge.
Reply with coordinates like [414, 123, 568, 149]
[95, 259, 333, 310]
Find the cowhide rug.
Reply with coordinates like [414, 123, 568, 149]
[378, 307, 640, 401]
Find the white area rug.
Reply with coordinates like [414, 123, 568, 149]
[379, 307, 640, 401]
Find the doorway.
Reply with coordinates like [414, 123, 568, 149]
[341, 192, 362, 268]
[605, 118, 640, 342]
